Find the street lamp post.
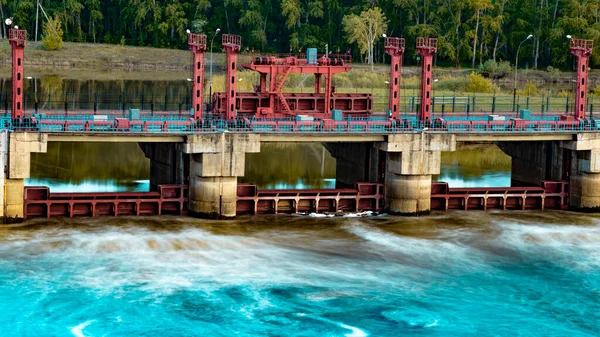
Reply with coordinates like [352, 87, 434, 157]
[209, 28, 221, 109]
[514, 34, 533, 111]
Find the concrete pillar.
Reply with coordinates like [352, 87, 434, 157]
[561, 134, 600, 211]
[377, 134, 455, 216]
[497, 141, 566, 186]
[4, 132, 47, 221]
[182, 133, 260, 218]
[139, 143, 186, 190]
[0, 131, 7, 220]
[323, 142, 382, 188]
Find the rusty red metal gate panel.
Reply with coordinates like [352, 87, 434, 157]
[24, 185, 188, 219]
[430, 181, 569, 211]
[236, 182, 384, 215]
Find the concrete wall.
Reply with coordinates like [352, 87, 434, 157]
[497, 141, 565, 186]
[139, 143, 187, 190]
[323, 142, 381, 188]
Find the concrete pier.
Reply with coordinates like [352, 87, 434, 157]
[561, 134, 600, 211]
[183, 133, 260, 218]
[377, 134, 456, 215]
[2, 132, 47, 221]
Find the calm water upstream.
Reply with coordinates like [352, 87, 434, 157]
[3, 69, 597, 335]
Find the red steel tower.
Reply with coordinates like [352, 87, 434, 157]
[416, 37, 437, 122]
[188, 33, 207, 119]
[9, 29, 27, 120]
[222, 34, 242, 120]
[569, 38, 594, 119]
[384, 37, 405, 119]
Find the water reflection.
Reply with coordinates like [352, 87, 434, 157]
[28, 142, 513, 192]
[25, 178, 150, 193]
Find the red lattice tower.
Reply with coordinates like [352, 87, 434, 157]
[188, 33, 207, 119]
[222, 34, 242, 120]
[570, 38, 594, 119]
[416, 37, 437, 122]
[384, 37, 405, 119]
[9, 29, 27, 120]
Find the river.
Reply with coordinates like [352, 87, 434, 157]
[0, 142, 596, 336]
[2, 69, 600, 336]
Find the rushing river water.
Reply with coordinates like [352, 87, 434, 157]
[1, 213, 599, 336]
[3, 67, 597, 335]
[6, 142, 598, 335]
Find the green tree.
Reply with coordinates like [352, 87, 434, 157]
[42, 15, 64, 51]
[343, 7, 388, 71]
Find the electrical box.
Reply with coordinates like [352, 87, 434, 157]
[307, 48, 318, 65]
[332, 110, 343, 121]
[129, 108, 140, 120]
[519, 109, 531, 120]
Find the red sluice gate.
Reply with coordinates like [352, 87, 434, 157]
[236, 183, 384, 215]
[23, 185, 188, 219]
[431, 181, 569, 211]
[21, 181, 569, 220]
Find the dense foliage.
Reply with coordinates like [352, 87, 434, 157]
[0, 0, 598, 68]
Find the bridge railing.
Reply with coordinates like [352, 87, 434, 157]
[3, 113, 600, 134]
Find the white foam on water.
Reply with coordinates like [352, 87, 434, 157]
[70, 320, 94, 337]
[339, 323, 368, 337]
[343, 222, 485, 270]
[296, 313, 368, 337]
[0, 225, 405, 296]
[494, 222, 600, 270]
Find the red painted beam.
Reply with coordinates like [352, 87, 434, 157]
[384, 37, 405, 119]
[188, 33, 207, 119]
[416, 37, 438, 122]
[570, 38, 593, 119]
[9, 29, 27, 121]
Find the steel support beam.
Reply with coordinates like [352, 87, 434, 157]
[188, 33, 207, 119]
[416, 37, 438, 122]
[222, 34, 241, 120]
[384, 37, 405, 119]
[569, 38, 593, 119]
[9, 29, 27, 121]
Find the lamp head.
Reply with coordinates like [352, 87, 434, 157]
[566, 35, 572, 39]
[186, 29, 191, 34]
[526, 34, 533, 40]
[5, 18, 12, 26]
[216, 28, 221, 33]
[382, 34, 387, 38]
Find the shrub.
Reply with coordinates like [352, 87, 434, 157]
[436, 77, 469, 92]
[41, 15, 63, 51]
[466, 72, 497, 93]
[517, 81, 538, 96]
[591, 85, 600, 97]
[478, 59, 512, 79]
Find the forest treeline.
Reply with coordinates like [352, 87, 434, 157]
[0, 0, 598, 68]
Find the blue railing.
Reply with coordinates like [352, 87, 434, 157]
[2, 112, 599, 135]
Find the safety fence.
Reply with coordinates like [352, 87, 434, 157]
[0, 92, 596, 117]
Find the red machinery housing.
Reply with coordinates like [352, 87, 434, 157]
[212, 35, 373, 119]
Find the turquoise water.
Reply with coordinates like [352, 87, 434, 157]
[1, 213, 599, 336]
